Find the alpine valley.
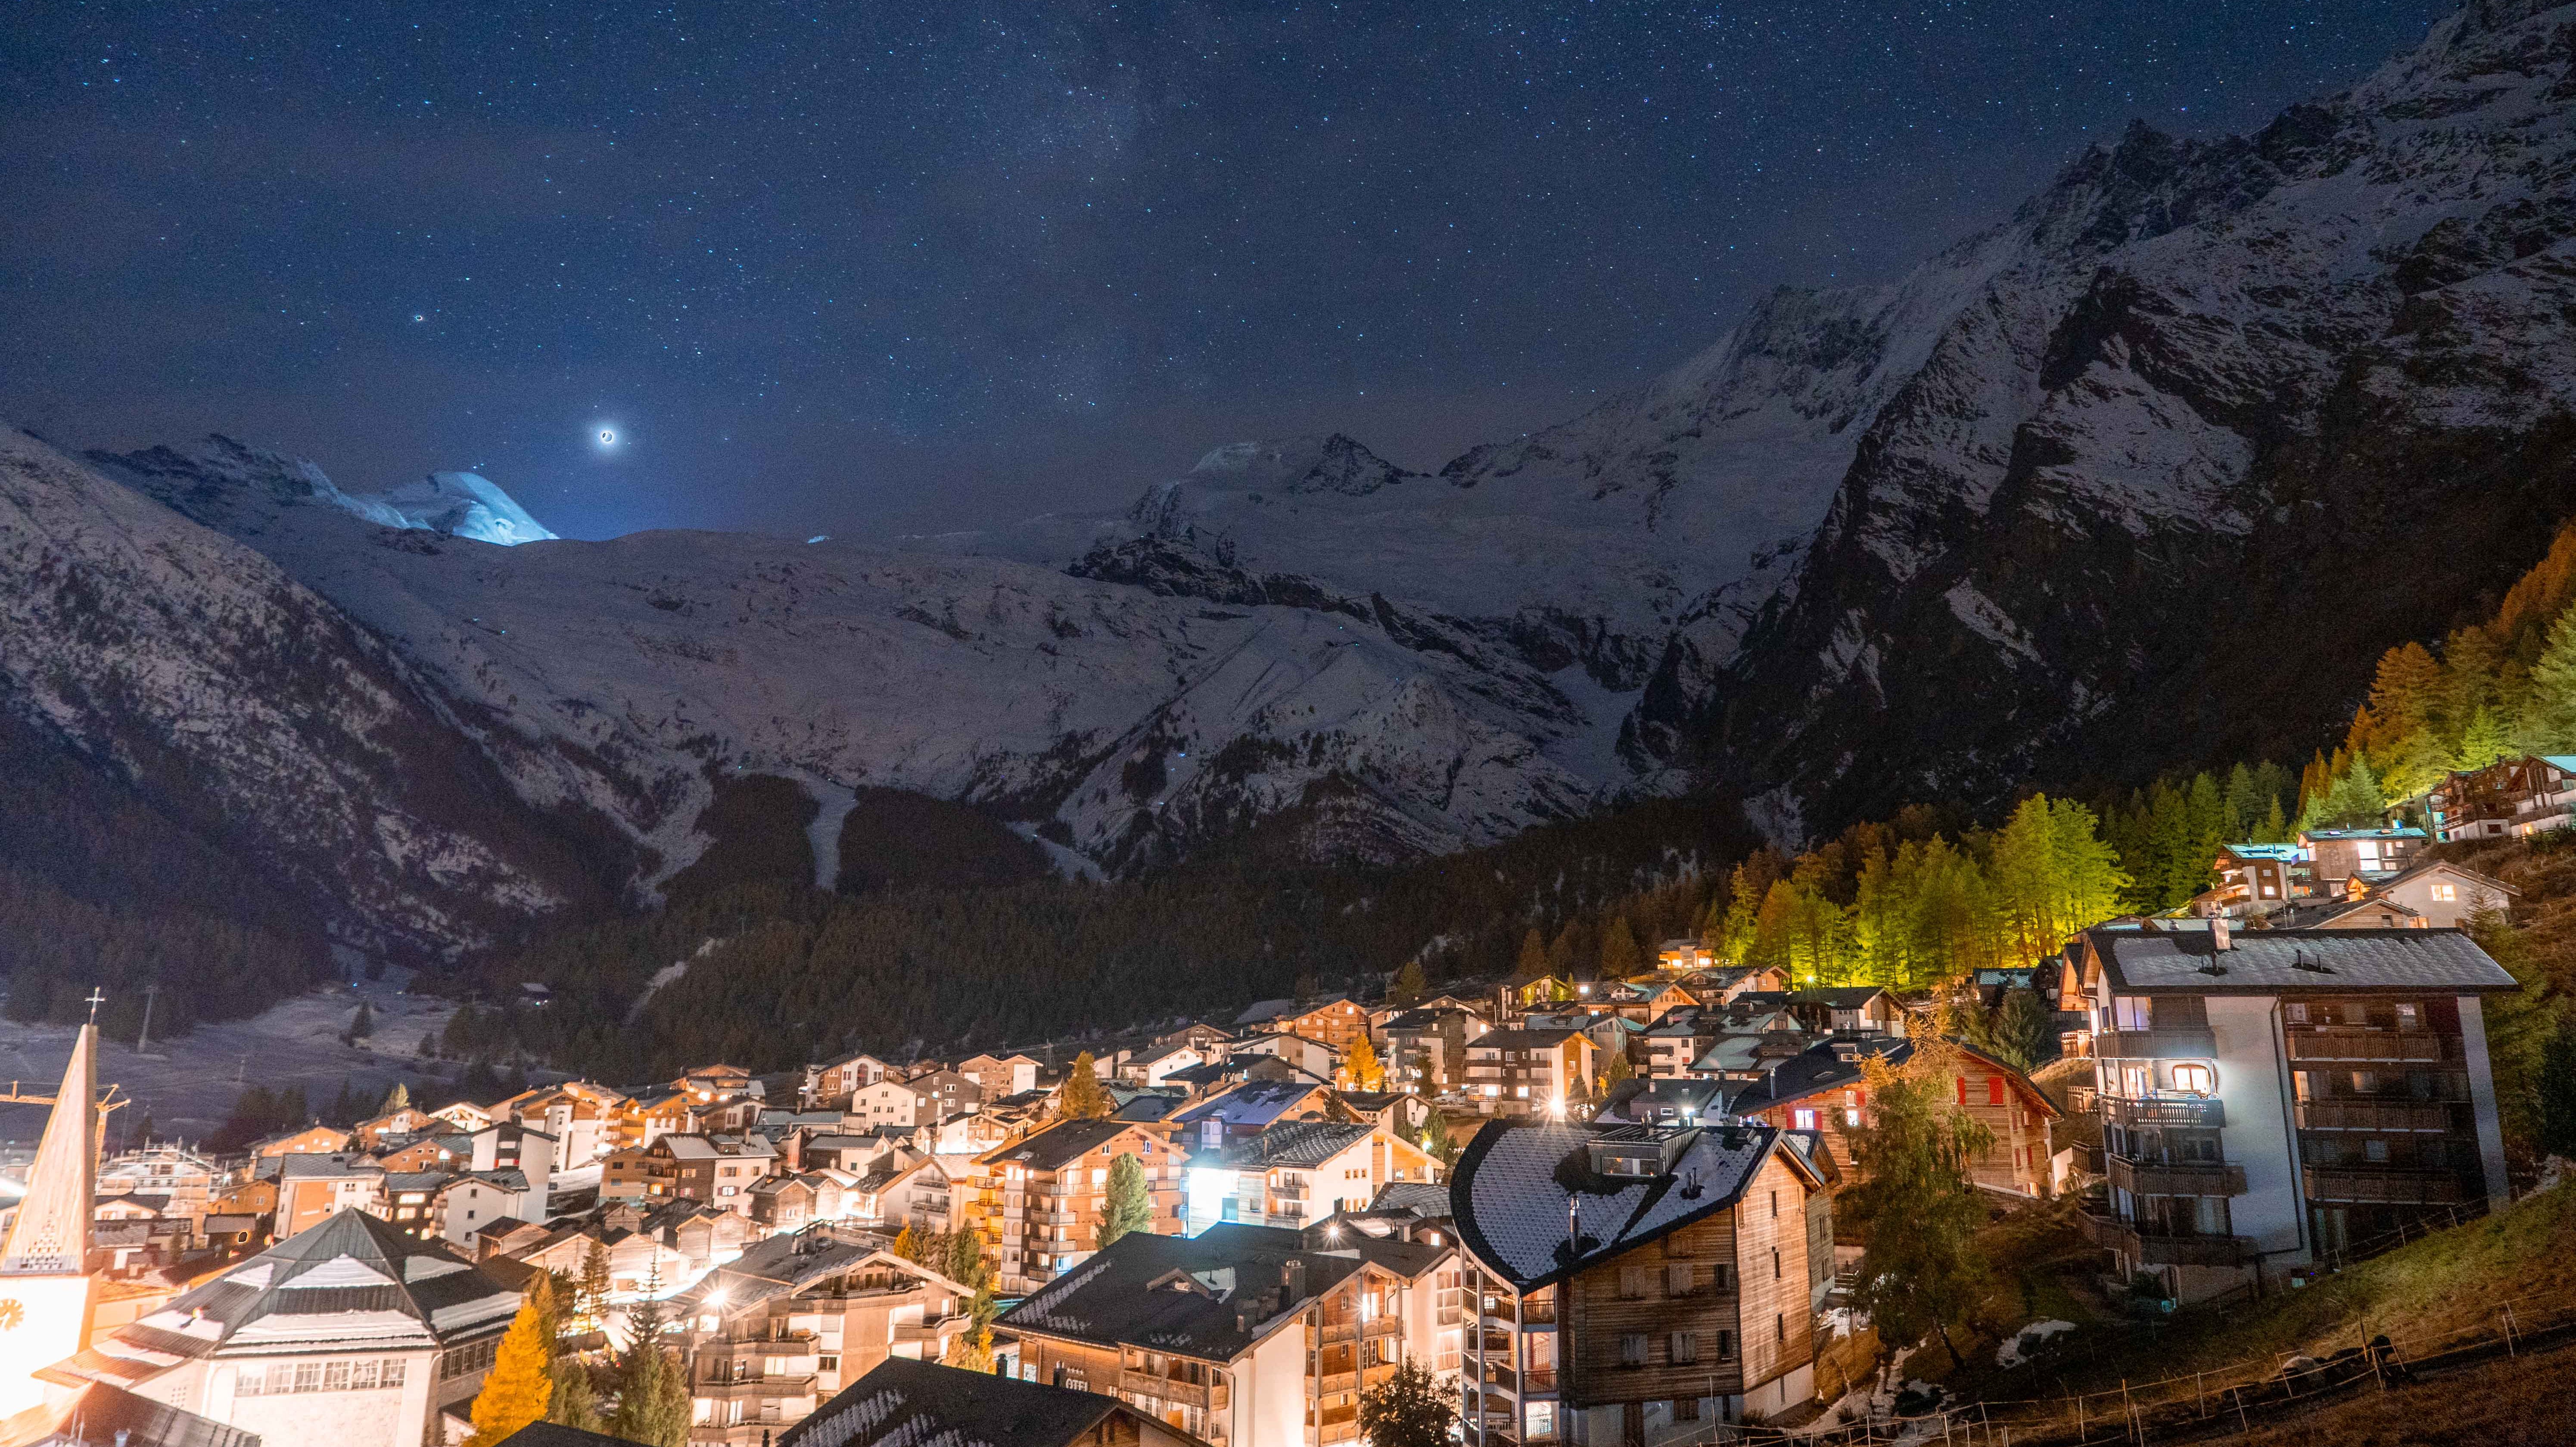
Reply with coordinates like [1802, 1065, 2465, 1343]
[6, 0, 2576, 981]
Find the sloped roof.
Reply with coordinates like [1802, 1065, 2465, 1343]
[2086, 926, 2519, 995]
[1367, 1181, 1452, 1217]
[999, 1224, 1362, 1361]
[1218, 1121, 1373, 1170]
[975, 1117, 1151, 1172]
[59, 1209, 518, 1379]
[1450, 1120, 1809, 1291]
[781, 1357, 1157, 1447]
[674, 1226, 938, 1315]
[1170, 1080, 1325, 1130]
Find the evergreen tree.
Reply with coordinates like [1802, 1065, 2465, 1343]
[1388, 959, 1428, 1007]
[1597, 916, 1643, 980]
[945, 1231, 991, 1293]
[1983, 989, 2056, 1073]
[2316, 756, 2389, 829]
[467, 1291, 554, 1445]
[1510, 927, 1548, 983]
[1419, 1104, 1459, 1169]
[2258, 797, 2289, 843]
[576, 1239, 613, 1331]
[1599, 1051, 1634, 1094]
[607, 1287, 689, 1447]
[1099, 1154, 1155, 1248]
[1345, 1036, 1385, 1091]
[1847, 1038, 1994, 1369]
[1058, 1053, 1112, 1119]
[1544, 921, 1583, 979]
[2463, 907, 2562, 1159]
[2523, 604, 2576, 751]
[1357, 1354, 1457, 1447]
[2456, 704, 2512, 772]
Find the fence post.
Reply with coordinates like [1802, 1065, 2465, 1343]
[2196, 1369, 2205, 1417]
[2234, 1385, 2250, 1435]
[2503, 1304, 2518, 1357]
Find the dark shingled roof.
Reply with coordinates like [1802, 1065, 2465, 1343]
[977, 1117, 1151, 1172]
[999, 1224, 1365, 1360]
[1218, 1120, 1374, 1169]
[2086, 926, 2519, 996]
[1367, 1181, 1453, 1217]
[1450, 1119, 1813, 1291]
[781, 1357, 1163, 1447]
[497, 1425, 650, 1447]
[1724, 1037, 1907, 1114]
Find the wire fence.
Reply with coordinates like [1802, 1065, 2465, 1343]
[1632, 1278, 2576, 1447]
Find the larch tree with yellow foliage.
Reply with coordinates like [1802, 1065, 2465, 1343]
[465, 1289, 554, 1446]
[1058, 1052, 1112, 1119]
[1345, 1035, 1384, 1091]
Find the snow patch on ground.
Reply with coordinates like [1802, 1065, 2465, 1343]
[0, 978, 459, 1143]
[1008, 822, 1109, 883]
[1997, 1319, 2078, 1368]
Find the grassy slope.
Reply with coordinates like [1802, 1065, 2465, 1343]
[1944, 1182, 2576, 1411]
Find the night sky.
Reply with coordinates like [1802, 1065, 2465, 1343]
[3, 3, 2447, 541]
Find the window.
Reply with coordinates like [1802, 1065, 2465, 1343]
[1792, 1108, 1817, 1131]
[2172, 1064, 2215, 1095]
[1619, 1265, 1652, 1299]
[1845, 1108, 1864, 1127]
[1776, 1313, 1787, 1343]
[1619, 1333, 1649, 1368]
[1769, 1190, 1779, 1219]
[1716, 1330, 1738, 1361]
[1771, 1247, 1782, 1280]
[1987, 1077, 2006, 1107]
[2397, 1003, 2421, 1030]
[2364, 1139, 2390, 1164]
[2112, 996, 2153, 1031]
[2430, 883, 2456, 902]
[1665, 1263, 1695, 1296]
[1669, 1332, 1699, 1365]
[1955, 1076, 1968, 1106]
[1711, 1262, 1734, 1291]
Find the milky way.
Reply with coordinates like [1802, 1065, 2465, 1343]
[1, 1, 2447, 539]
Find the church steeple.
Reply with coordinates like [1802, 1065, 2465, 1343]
[1, 1021, 95, 1276]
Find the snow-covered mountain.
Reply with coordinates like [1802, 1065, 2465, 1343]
[1649, 0, 2576, 836]
[8, 0, 2572, 954]
[0, 429, 619, 956]
[84, 435, 1612, 885]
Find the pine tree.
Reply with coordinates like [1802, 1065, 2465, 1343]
[607, 1286, 689, 1447]
[2523, 604, 2576, 751]
[1058, 1053, 1111, 1119]
[1388, 959, 1428, 1007]
[466, 1290, 554, 1445]
[576, 1238, 613, 1332]
[1357, 1354, 1457, 1447]
[1600, 1051, 1634, 1094]
[1597, 916, 1643, 980]
[2456, 704, 2512, 772]
[1099, 1154, 1155, 1248]
[1420, 1104, 1459, 1169]
[1847, 1037, 1994, 1369]
[1345, 1036, 1385, 1091]
[1510, 927, 1547, 983]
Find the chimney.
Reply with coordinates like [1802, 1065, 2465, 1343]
[2211, 917, 2232, 952]
[1281, 1257, 1308, 1305]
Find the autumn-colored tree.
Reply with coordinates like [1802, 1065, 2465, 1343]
[891, 1224, 921, 1262]
[1346, 1035, 1385, 1091]
[1510, 927, 1548, 983]
[464, 1290, 554, 1445]
[1058, 1052, 1111, 1119]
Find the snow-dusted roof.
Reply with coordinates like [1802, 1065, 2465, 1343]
[2088, 926, 2518, 996]
[1451, 1120, 1806, 1290]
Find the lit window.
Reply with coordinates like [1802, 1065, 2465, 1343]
[2430, 884, 2456, 902]
[2171, 1064, 2214, 1095]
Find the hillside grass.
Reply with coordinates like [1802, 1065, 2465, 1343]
[1950, 1182, 2576, 1410]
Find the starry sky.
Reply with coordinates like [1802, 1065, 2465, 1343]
[2, 2, 2449, 540]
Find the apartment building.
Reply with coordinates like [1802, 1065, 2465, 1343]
[1728, 1037, 2057, 1197]
[1460, 1028, 1596, 1118]
[603, 1133, 779, 1214]
[2423, 752, 2576, 842]
[1265, 997, 1374, 1055]
[2062, 922, 2517, 1301]
[851, 1071, 981, 1129]
[963, 1118, 1189, 1293]
[675, 1225, 975, 1444]
[1179, 1121, 1439, 1235]
[1450, 1119, 1830, 1443]
[1378, 1006, 1492, 1095]
[998, 1221, 1455, 1447]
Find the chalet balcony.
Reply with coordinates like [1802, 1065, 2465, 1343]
[2102, 1096, 2225, 1130]
[1120, 1370, 1228, 1413]
[2286, 1030, 2454, 1064]
[695, 1374, 818, 1401]
[2077, 1209, 2251, 1267]
[2106, 1154, 2247, 1198]
[2096, 1028, 2217, 1059]
[2297, 1100, 2462, 1132]
[2302, 1166, 2468, 1205]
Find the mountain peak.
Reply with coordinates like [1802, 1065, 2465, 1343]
[91, 436, 556, 546]
[1185, 434, 1422, 498]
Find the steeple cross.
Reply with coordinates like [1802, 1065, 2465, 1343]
[84, 988, 104, 1023]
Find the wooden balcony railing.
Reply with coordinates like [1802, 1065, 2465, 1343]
[2096, 1028, 2217, 1058]
[2102, 1095, 2224, 1130]
[2286, 1030, 2454, 1063]
[2297, 1100, 2461, 1132]
[2106, 1155, 2247, 1198]
[2302, 1166, 2467, 1204]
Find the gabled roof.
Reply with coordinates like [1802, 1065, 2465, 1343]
[781, 1357, 1178, 1447]
[1450, 1120, 1815, 1291]
[999, 1224, 1365, 1361]
[1218, 1121, 1375, 1170]
[2377, 858, 2520, 897]
[2083, 925, 2519, 995]
[56, 1209, 519, 1377]
[675, 1226, 955, 1316]
[1170, 1080, 1328, 1130]
[974, 1117, 1157, 1173]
